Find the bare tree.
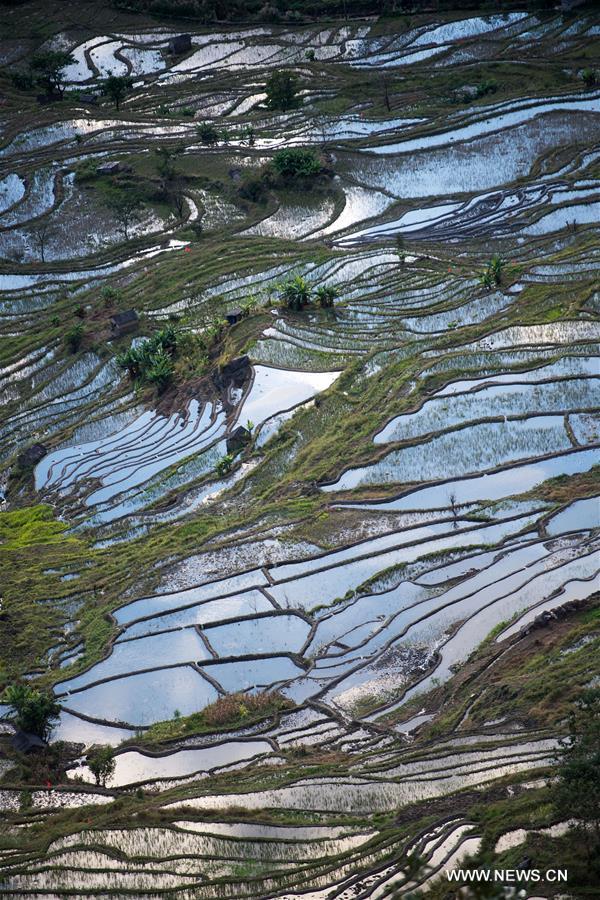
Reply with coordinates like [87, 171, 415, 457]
[381, 74, 391, 112]
[30, 221, 56, 262]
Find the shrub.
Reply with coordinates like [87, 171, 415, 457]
[277, 274, 312, 311]
[480, 254, 504, 288]
[2, 684, 59, 740]
[582, 68, 596, 88]
[272, 148, 322, 180]
[65, 324, 84, 353]
[197, 122, 219, 145]
[476, 78, 498, 98]
[116, 326, 179, 391]
[238, 174, 267, 203]
[315, 285, 338, 308]
[265, 70, 300, 110]
[215, 453, 234, 476]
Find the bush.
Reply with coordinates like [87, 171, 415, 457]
[582, 68, 596, 88]
[73, 159, 97, 183]
[65, 323, 84, 353]
[476, 78, 498, 98]
[277, 274, 312, 311]
[238, 175, 268, 203]
[215, 453, 234, 476]
[2, 684, 59, 740]
[265, 70, 300, 111]
[197, 122, 219, 145]
[480, 254, 504, 289]
[272, 148, 322, 180]
[116, 325, 179, 391]
[315, 285, 338, 308]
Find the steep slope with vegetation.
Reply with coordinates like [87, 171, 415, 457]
[0, 1, 598, 896]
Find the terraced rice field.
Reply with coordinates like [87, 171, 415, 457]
[0, 2, 598, 897]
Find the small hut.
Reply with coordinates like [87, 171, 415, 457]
[110, 310, 139, 337]
[168, 34, 192, 55]
[11, 730, 47, 754]
[226, 425, 251, 454]
[226, 308, 243, 326]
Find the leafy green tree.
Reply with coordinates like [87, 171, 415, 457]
[104, 188, 144, 240]
[87, 747, 116, 787]
[553, 689, 600, 863]
[265, 70, 300, 111]
[2, 685, 59, 740]
[30, 50, 75, 97]
[197, 122, 219, 145]
[272, 148, 321, 180]
[101, 74, 133, 109]
[278, 274, 312, 311]
[315, 285, 338, 308]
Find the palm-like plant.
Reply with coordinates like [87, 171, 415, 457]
[278, 275, 311, 311]
[315, 285, 338, 308]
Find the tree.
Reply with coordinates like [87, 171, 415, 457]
[278, 274, 312, 311]
[101, 74, 133, 109]
[29, 221, 56, 262]
[553, 689, 600, 864]
[265, 70, 300, 111]
[104, 188, 144, 239]
[87, 746, 116, 787]
[480, 254, 504, 289]
[30, 50, 75, 97]
[2, 685, 59, 741]
[145, 348, 175, 392]
[65, 323, 84, 353]
[272, 148, 322, 180]
[197, 122, 219, 145]
[315, 285, 338, 308]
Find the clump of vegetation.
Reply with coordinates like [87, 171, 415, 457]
[144, 690, 293, 744]
[197, 122, 220, 145]
[276, 275, 338, 311]
[215, 453, 234, 476]
[265, 70, 300, 111]
[552, 688, 600, 868]
[581, 68, 596, 88]
[476, 78, 498, 98]
[238, 174, 267, 203]
[315, 285, 338, 308]
[480, 254, 505, 288]
[278, 274, 312, 311]
[87, 746, 116, 787]
[117, 325, 179, 392]
[29, 50, 75, 98]
[271, 148, 322, 180]
[2, 684, 60, 740]
[102, 186, 145, 240]
[101, 74, 133, 109]
[64, 323, 84, 353]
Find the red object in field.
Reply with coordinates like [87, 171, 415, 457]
[184, 246, 191, 252]
[46, 780, 52, 788]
